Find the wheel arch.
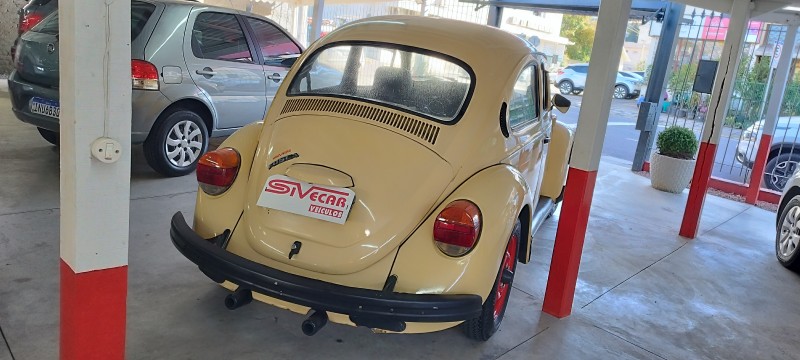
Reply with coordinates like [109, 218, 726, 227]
[778, 186, 800, 228]
[769, 143, 800, 161]
[149, 98, 215, 141]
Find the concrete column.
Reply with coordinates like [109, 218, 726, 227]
[746, 24, 798, 203]
[680, 0, 751, 239]
[59, 0, 131, 359]
[310, 0, 325, 42]
[542, 0, 632, 318]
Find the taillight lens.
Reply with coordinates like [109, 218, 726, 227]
[131, 60, 159, 90]
[19, 12, 44, 34]
[197, 148, 240, 195]
[557, 70, 564, 75]
[433, 200, 481, 257]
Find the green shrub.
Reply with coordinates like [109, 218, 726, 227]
[657, 126, 698, 160]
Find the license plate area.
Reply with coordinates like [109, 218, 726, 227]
[256, 175, 355, 224]
[30, 97, 60, 118]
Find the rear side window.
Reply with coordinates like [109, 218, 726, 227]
[131, 2, 156, 40]
[572, 66, 588, 73]
[30, 1, 155, 40]
[245, 17, 301, 67]
[508, 65, 540, 129]
[191, 12, 253, 63]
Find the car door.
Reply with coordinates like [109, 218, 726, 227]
[573, 65, 588, 88]
[185, 10, 267, 129]
[243, 17, 303, 107]
[508, 63, 549, 201]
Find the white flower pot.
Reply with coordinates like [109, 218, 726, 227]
[650, 152, 696, 194]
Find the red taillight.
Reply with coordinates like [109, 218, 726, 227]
[19, 12, 44, 34]
[433, 200, 481, 257]
[197, 148, 240, 195]
[557, 70, 564, 75]
[131, 60, 159, 90]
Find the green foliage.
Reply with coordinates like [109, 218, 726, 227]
[668, 64, 697, 93]
[560, 15, 595, 62]
[657, 126, 698, 160]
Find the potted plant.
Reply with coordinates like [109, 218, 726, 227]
[650, 126, 699, 193]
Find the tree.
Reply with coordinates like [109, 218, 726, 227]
[560, 15, 595, 62]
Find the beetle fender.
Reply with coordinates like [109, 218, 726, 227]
[193, 122, 265, 239]
[540, 120, 574, 200]
[390, 164, 529, 302]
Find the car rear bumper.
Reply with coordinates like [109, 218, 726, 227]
[8, 70, 60, 132]
[7, 70, 172, 144]
[169, 212, 483, 331]
[736, 150, 754, 168]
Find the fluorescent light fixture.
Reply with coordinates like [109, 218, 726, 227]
[784, 6, 800, 11]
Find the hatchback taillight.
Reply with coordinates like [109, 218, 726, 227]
[131, 60, 159, 90]
[19, 12, 44, 34]
[433, 200, 481, 257]
[557, 70, 564, 75]
[197, 148, 240, 196]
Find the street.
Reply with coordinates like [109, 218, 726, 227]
[556, 94, 753, 185]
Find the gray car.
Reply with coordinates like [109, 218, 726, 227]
[737, 119, 800, 191]
[8, 0, 303, 176]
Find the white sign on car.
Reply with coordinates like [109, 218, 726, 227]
[256, 174, 355, 224]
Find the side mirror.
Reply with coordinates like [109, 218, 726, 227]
[552, 94, 571, 114]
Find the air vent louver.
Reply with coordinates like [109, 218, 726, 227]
[281, 98, 440, 145]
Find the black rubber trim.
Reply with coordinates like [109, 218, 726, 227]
[170, 212, 483, 323]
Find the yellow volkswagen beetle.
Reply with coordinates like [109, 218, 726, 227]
[170, 15, 573, 341]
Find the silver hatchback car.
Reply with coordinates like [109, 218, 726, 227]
[8, 0, 303, 176]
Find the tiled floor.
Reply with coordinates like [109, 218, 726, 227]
[0, 84, 791, 360]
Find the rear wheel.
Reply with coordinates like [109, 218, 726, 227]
[37, 128, 59, 146]
[613, 85, 629, 99]
[558, 81, 573, 95]
[765, 153, 800, 192]
[143, 109, 209, 177]
[462, 220, 520, 341]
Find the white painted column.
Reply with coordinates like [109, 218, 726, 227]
[680, 0, 751, 238]
[310, 0, 325, 42]
[59, 0, 131, 358]
[542, 0, 632, 318]
[746, 23, 798, 203]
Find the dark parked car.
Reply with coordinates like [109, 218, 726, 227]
[9, 0, 303, 176]
[10, 0, 58, 60]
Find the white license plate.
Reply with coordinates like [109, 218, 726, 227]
[256, 175, 355, 224]
[30, 97, 60, 118]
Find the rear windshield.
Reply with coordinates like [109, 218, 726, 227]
[288, 43, 474, 123]
[31, 1, 156, 40]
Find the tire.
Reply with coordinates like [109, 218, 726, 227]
[777, 196, 800, 271]
[558, 81, 573, 95]
[764, 153, 800, 192]
[143, 108, 209, 177]
[613, 85, 629, 99]
[37, 128, 59, 146]
[462, 220, 520, 341]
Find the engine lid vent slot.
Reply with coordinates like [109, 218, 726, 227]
[281, 98, 440, 145]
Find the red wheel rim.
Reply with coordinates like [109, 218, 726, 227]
[493, 232, 518, 320]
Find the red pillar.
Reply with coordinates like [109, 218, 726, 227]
[542, 168, 597, 318]
[745, 135, 772, 204]
[61, 261, 128, 360]
[680, 142, 717, 238]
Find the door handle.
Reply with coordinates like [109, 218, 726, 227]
[196, 67, 216, 77]
[543, 137, 551, 144]
[267, 73, 282, 82]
